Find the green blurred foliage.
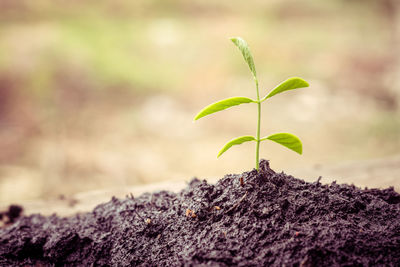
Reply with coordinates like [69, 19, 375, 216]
[0, 0, 399, 201]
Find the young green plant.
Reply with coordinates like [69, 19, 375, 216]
[194, 37, 309, 171]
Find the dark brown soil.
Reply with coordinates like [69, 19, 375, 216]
[0, 205, 23, 225]
[1, 160, 399, 266]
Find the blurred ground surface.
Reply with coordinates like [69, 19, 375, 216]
[0, 0, 400, 206]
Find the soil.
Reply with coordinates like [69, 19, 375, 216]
[0, 160, 399, 266]
[0, 205, 23, 224]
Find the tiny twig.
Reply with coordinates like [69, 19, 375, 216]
[132, 209, 145, 220]
[226, 191, 248, 214]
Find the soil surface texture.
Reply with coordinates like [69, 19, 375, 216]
[1, 160, 399, 266]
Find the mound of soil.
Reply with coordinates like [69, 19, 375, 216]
[1, 160, 399, 266]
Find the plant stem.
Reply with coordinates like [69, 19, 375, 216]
[255, 78, 261, 171]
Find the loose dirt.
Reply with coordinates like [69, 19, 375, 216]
[1, 160, 399, 266]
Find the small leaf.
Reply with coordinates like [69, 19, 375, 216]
[194, 97, 255, 120]
[217, 136, 256, 158]
[263, 77, 309, 100]
[230, 37, 257, 79]
[261, 133, 302, 154]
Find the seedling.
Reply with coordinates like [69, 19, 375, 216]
[194, 37, 309, 171]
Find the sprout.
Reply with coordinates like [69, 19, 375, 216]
[194, 37, 309, 171]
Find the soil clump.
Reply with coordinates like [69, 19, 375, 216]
[1, 160, 399, 266]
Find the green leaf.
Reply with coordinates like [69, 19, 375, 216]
[194, 96, 255, 120]
[230, 37, 257, 79]
[262, 77, 309, 101]
[261, 133, 303, 154]
[218, 135, 256, 157]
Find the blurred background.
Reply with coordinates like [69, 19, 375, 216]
[1, 0, 400, 206]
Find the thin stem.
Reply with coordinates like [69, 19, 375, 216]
[255, 78, 261, 171]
